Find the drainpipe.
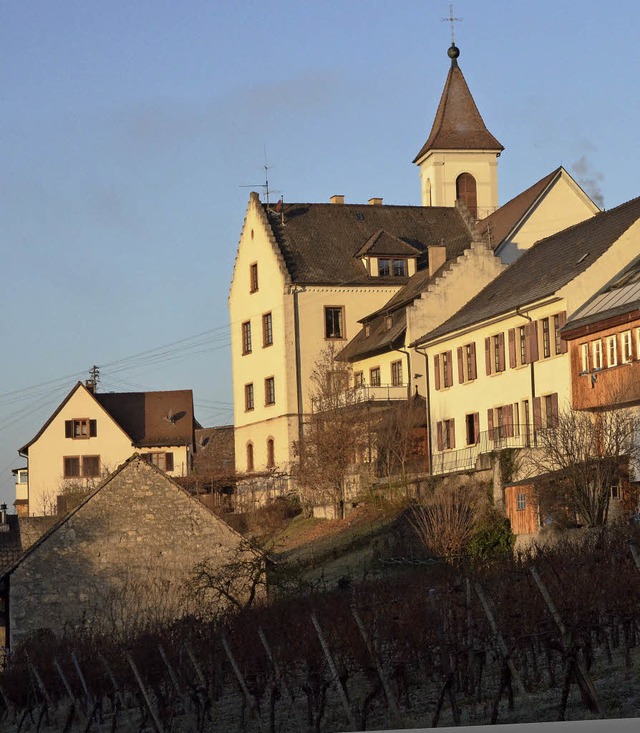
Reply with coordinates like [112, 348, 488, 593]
[292, 286, 304, 447]
[414, 344, 433, 476]
[395, 347, 413, 400]
[516, 307, 536, 447]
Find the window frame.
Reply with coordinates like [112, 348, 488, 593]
[249, 262, 259, 293]
[580, 343, 590, 372]
[324, 306, 345, 340]
[354, 371, 364, 388]
[606, 334, 618, 368]
[622, 330, 633, 363]
[369, 366, 381, 387]
[592, 339, 603, 370]
[378, 258, 390, 277]
[541, 317, 551, 359]
[516, 493, 526, 511]
[65, 418, 97, 440]
[264, 376, 276, 406]
[244, 382, 254, 411]
[391, 360, 403, 387]
[63, 456, 81, 478]
[262, 312, 273, 347]
[143, 452, 174, 472]
[241, 321, 252, 355]
[392, 259, 407, 277]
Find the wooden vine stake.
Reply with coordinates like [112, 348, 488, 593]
[126, 652, 165, 733]
[258, 626, 292, 702]
[221, 634, 264, 733]
[310, 612, 357, 731]
[529, 566, 603, 719]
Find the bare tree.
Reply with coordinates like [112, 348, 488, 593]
[293, 345, 375, 518]
[377, 395, 428, 492]
[526, 406, 639, 527]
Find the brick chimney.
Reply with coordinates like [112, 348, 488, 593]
[428, 245, 447, 277]
[368, 197, 383, 206]
[330, 195, 345, 204]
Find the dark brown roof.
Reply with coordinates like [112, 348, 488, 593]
[266, 203, 472, 286]
[95, 390, 195, 447]
[354, 230, 421, 258]
[193, 425, 235, 475]
[413, 53, 503, 163]
[478, 168, 562, 248]
[417, 195, 640, 344]
[338, 310, 407, 362]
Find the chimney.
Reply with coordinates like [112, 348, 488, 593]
[85, 379, 96, 394]
[368, 197, 383, 206]
[428, 245, 447, 277]
[330, 195, 345, 204]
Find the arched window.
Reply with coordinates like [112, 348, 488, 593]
[266, 438, 275, 468]
[246, 442, 254, 472]
[456, 173, 477, 218]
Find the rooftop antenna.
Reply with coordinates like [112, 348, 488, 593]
[442, 2, 462, 45]
[239, 146, 281, 206]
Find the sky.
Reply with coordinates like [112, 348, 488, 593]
[2, 0, 640, 506]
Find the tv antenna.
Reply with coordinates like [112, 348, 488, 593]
[240, 147, 281, 206]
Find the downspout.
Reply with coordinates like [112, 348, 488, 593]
[516, 307, 537, 447]
[396, 347, 413, 400]
[414, 344, 433, 476]
[292, 286, 304, 447]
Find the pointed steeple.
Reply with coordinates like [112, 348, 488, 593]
[414, 44, 503, 163]
[414, 44, 503, 218]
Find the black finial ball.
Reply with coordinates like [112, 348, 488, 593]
[448, 44, 460, 59]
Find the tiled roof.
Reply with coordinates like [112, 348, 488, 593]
[95, 390, 195, 447]
[193, 425, 235, 474]
[562, 255, 640, 333]
[354, 230, 421, 258]
[478, 168, 562, 248]
[338, 310, 407, 362]
[413, 53, 503, 163]
[0, 516, 55, 574]
[265, 203, 472, 286]
[417, 195, 640, 344]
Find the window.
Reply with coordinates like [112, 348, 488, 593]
[465, 413, 479, 445]
[143, 452, 174, 472]
[378, 258, 390, 277]
[541, 318, 551, 358]
[456, 173, 477, 218]
[64, 455, 101, 478]
[488, 404, 515, 440]
[262, 312, 273, 347]
[391, 360, 403, 387]
[250, 262, 258, 293]
[246, 442, 254, 472]
[266, 439, 275, 468]
[553, 315, 562, 355]
[242, 321, 252, 354]
[485, 333, 505, 374]
[606, 335, 618, 367]
[17, 470, 27, 484]
[610, 485, 620, 500]
[581, 343, 590, 372]
[325, 306, 344, 339]
[393, 259, 407, 277]
[443, 351, 452, 387]
[516, 493, 526, 511]
[244, 383, 254, 411]
[622, 331, 633, 363]
[370, 367, 381, 387]
[354, 371, 364, 388]
[65, 419, 97, 439]
[265, 377, 275, 405]
[534, 393, 559, 430]
[458, 343, 477, 383]
[436, 418, 455, 450]
[591, 339, 603, 370]
[435, 350, 453, 389]
[385, 315, 393, 331]
[519, 326, 527, 365]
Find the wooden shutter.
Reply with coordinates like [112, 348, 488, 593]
[485, 337, 492, 375]
[470, 342, 477, 379]
[550, 392, 559, 427]
[487, 409, 494, 440]
[165, 452, 174, 472]
[473, 412, 480, 444]
[457, 347, 464, 383]
[436, 421, 444, 451]
[448, 419, 455, 450]
[446, 350, 453, 387]
[498, 333, 506, 372]
[508, 329, 516, 368]
[533, 397, 542, 430]
[525, 321, 539, 363]
[505, 404, 514, 438]
[434, 354, 441, 390]
[557, 311, 568, 353]
[65, 420, 73, 438]
[513, 402, 520, 436]
[89, 419, 97, 437]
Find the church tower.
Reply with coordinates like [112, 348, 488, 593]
[413, 44, 503, 219]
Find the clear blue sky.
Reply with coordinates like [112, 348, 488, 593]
[2, 1, 639, 505]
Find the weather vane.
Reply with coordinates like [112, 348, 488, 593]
[442, 2, 462, 45]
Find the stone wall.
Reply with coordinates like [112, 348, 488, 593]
[8, 457, 254, 648]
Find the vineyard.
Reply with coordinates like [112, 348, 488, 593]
[2, 523, 640, 732]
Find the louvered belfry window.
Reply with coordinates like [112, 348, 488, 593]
[456, 173, 477, 218]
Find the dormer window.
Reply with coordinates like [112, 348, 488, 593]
[393, 259, 406, 277]
[378, 257, 407, 277]
[385, 315, 393, 331]
[379, 258, 391, 277]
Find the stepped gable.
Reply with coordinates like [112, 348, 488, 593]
[265, 203, 472, 286]
[419, 195, 640, 344]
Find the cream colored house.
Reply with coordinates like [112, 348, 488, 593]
[18, 382, 196, 516]
[412, 195, 640, 478]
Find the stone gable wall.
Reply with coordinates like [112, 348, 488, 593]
[8, 458, 251, 647]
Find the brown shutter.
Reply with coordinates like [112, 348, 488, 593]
[505, 404, 514, 438]
[513, 402, 520, 436]
[457, 347, 464, 383]
[437, 421, 443, 451]
[498, 332, 506, 372]
[525, 321, 539, 363]
[65, 420, 73, 438]
[446, 350, 453, 387]
[487, 409, 494, 440]
[485, 337, 492, 375]
[557, 311, 568, 353]
[434, 354, 441, 390]
[473, 412, 480, 444]
[448, 419, 455, 450]
[508, 329, 516, 368]
[165, 452, 174, 472]
[550, 393, 559, 427]
[533, 397, 542, 430]
[470, 342, 477, 379]
[89, 419, 97, 437]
